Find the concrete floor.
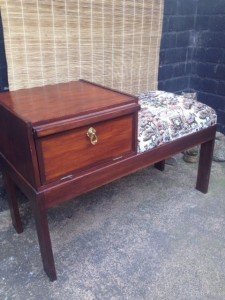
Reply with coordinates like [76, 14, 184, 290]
[0, 156, 225, 299]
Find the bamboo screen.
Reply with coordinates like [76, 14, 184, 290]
[1, 0, 164, 94]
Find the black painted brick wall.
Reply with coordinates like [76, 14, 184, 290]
[0, 13, 8, 92]
[191, 0, 225, 134]
[159, 0, 225, 133]
[158, 0, 197, 93]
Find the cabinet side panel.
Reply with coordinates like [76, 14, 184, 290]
[0, 105, 39, 187]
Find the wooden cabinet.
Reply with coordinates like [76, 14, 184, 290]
[0, 80, 139, 281]
[0, 80, 139, 189]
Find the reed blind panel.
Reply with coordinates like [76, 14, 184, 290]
[1, 0, 164, 94]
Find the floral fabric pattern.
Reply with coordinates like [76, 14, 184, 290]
[138, 91, 217, 153]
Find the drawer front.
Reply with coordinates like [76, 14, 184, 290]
[38, 115, 135, 183]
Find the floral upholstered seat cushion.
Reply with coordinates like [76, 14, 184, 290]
[138, 91, 217, 153]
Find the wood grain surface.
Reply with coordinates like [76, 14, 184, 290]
[0, 80, 136, 124]
[38, 115, 135, 183]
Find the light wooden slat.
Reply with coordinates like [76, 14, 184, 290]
[1, 0, 164, 94]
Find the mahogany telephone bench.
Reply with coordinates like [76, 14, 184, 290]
[0, 80, 217, 281]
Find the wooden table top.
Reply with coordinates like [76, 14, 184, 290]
[0, 80, 136, 125]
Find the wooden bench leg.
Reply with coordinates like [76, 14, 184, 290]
[154, 160, 165, 171]
[33, 195, 57, 281]
[3, 172, 23, 234]
[196, 138, 215, 194]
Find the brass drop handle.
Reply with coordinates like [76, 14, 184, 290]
[87, 127, 98, 145]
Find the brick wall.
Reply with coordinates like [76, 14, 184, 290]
[158, 0, 197, 93]
[0, 13, 8, 92]
[159, 0, 225, 133]
[191, 0, 225, 134]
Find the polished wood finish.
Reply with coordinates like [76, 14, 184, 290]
[33, 103, 138, 138]
[41, 125, 216, 209]
[0, 105, 40, 187]
[0, 80, 216, 281]
[0, 152, 37, 202]
[2, 171, 23, 234]
[32, 194, 57, 282]
[196, 138, 215, 194]
[0, 80, 137, 125]
[38, 115, 135, 183]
